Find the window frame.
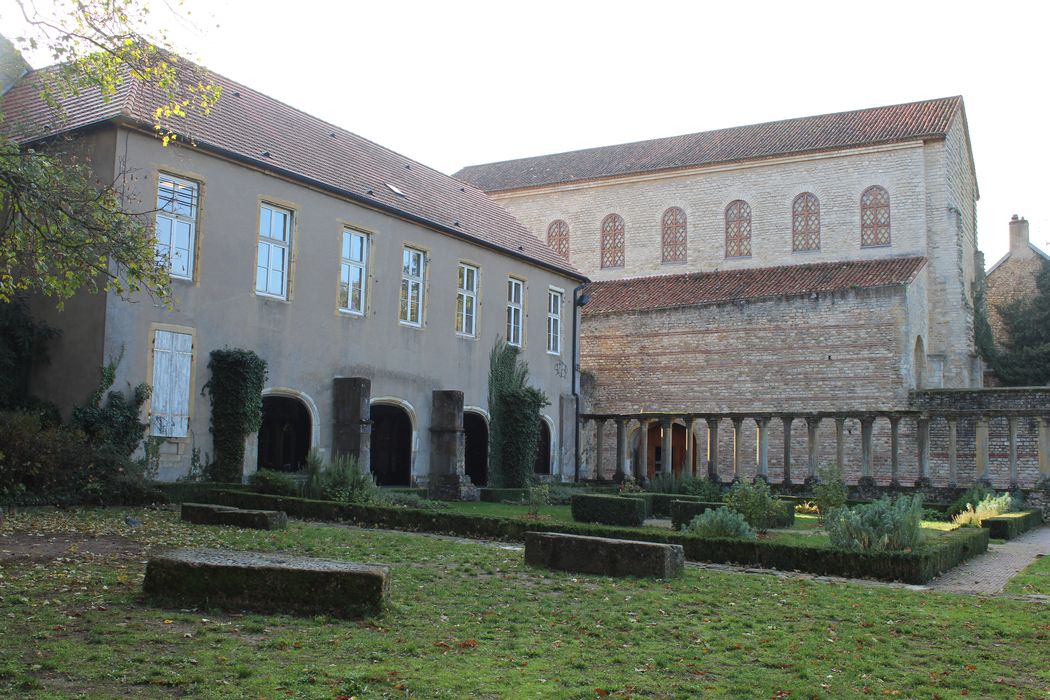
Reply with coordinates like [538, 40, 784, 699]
[399, 246, 426, 327]
[725, 200, 753, 258]
[506, 277, 524, 347]
[256, 202, 293, 299]
[660, 207, 688, 263]
[547, 219, 570, 259]
[791, 192, 821, 252]
[600, 213, 625, 269]
[860, 185, 891, 247]
[338, 228, 369, 315]
[155, 173, 199, 280]
[456, 262, 479, 338]
[547, 287, 563, 355]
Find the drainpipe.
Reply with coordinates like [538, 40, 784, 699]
[572, 284, 590, 482]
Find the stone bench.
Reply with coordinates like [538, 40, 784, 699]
[524, 531, 684, 579]
[143, 548, 389, 617]
[181, 502, 288, 530]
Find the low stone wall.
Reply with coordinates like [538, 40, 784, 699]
[143, 548, 389, 617]
[181, 503, 288, 530]
[524, 531, 684, 578]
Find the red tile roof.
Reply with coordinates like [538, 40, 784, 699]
[0, 61, 585, 281]
[454, 97, 963, 193]
[582, 257, 928, 315]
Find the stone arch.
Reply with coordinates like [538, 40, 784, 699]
[913, 336, 926, 390]
[464, 407, 490, 486]
[533, 414, 555, 476]
[369, 396, 417, 486]
[258, 387, 320, 472]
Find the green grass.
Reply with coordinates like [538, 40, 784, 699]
[1006, 555, 1050, 596]
[0, 508, 1047, 698]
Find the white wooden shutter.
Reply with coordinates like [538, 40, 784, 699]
[151, 330, 192, 437]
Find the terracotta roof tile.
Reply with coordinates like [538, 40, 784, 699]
[454, 97, 962, 192]
[582, 257, 928, 315]
[0, 61, 585, 281]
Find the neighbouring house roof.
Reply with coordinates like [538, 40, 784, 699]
[582, 257, 928, 315]
[0, 59, 586, 281]
[987, 244, 1050, 275]
[454, 97, 964, 193]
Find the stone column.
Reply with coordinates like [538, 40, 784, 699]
[661, 418, 673, 475]
[594, 419, 606, 481]
[806, 416, 821, 481]
[1008, 416, 1019, 488]
[976, 417, 990, 484]
[860, 416, 874, 481]
[834, 418, 846, 471]
[1040, 417, 1050, 479]
[755, 416, 770, 481]
[916, 416, 931, 486]
[706, 417, 720, 482]
[637, 419, 649, 483]
[332, 377, 371, 473]
[614, 418, 626, 482]
[685, 417, 695, 478]
[427, 390, 476, 501]
[947, 418, 958, 488]
[781, 416, 794, 485]
[731, 417, 745, 482]
[889, 415, 901, 487]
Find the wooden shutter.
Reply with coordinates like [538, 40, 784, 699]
[151, 330, 192, 437]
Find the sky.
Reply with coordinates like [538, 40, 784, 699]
[3, 0, 1047, 267]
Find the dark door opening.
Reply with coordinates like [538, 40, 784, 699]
[646, 423, 694, 479]
[258, 395, 311, 472]
[533, 419, 551, 475]
[464, 412, 489, 486]
[370, 404, 412, 486]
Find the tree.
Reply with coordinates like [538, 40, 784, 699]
[0, 0, 220, 306]
[992, 260, 1050, 386]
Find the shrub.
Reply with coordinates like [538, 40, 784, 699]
[952, 492, 1017, 528]
[249, 469, 300, 497]
[0, 409, 91, 502]
[947, 484, 995, 518]
[487, 337, 548, 488]
[724, 480, 785, 532]
[526, 484, 550, 517]
[684, 507, 756, 540]
[479, 488, 527, 503]
[826, 495, 924, 552]
[813, 464, 848, 523]
[325, 454, 377, 505]
[571, 494, 645, 527]
[680, 477, 724, 502]
[795, 500, 820, 515]
[670, 500, 725, 530]
[618, 476, 644, 494]
[771, 499, 795, 529]
[380, 492, 448, 511]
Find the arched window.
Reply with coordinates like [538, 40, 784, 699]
[725, 200, 752, 258]
[661, 207, 687, 263]
[547, 219, 570, 259]
[600, 214, 625, 269]
[860, 186, 890, 247]
[792, 192, 820, 251]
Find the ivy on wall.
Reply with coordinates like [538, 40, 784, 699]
[487, 337, 549, 488]
[204, 349, 267, 482]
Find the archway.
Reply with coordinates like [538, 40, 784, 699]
[257, 395, 311, 472]
[464, 411, 489, 486]
[913, 336, 926, 390]
[533, 418, 552, 475]
[644, 422, 695, 479]
[370, 403, 413, 486]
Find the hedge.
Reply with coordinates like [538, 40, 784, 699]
[982, 510, 1043, 540]
[571, 494, 646, 527]
[200, 490, 987, 583]
[479, 488, 527, 503]
[623, 493, 711, 518]
[154, 481, 252, 503]
[670, 500, 726, 530]
[619, 493, 654, 517]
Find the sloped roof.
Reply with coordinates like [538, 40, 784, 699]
[582, 257, 928, 315]
[987, 243, 1050, 275]
[0, 60, 585, 281]
[455, 97, 963, 193]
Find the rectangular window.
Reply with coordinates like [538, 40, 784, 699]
[339, 229, 368, 314]
[257, 203, 291, 298]
[456, 263, 478, 337]
[150, 329, 193, 438]
[155, 174, 198, 279]
[547, 289, 562, 355]
[506, 277, 523, 347]
[400, 247, 425, 326]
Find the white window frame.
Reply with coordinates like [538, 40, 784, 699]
[456, 263, 478, 337]
[400, 246, 426, 327]
[155, 173, 199, 280]
[339, 229, 369, 315]
[547, 288, 563, 355]
[506, 277, 524, 347]
[150, 329, 193, 438]
[256, 203, 292, 299]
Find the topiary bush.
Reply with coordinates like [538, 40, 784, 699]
[826, 494, 924, 552]
[204, 349, 267, 482]
[684, 508, 756, 540]
[249, 469, 300, 497]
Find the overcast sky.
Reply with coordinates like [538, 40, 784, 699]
[4, 0, 1047, 266]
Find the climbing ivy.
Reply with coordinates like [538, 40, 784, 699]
[203, 349, 267, 482]
[487, 337, 549, 488]
[71, 349, 151, 461]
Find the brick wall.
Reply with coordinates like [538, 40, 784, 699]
[986, 253, 1047, 350]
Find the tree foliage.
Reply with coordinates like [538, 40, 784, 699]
[992, 260, 1050, 386]
[486, 336, 549, 488]
[0, 296, 57, 409]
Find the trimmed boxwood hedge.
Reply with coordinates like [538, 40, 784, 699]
[623, 493, 710, 518]
[619, 493, 654, 517]
[982, 509, 1043, 540]
[572, 494, 646, 527]
[479, 488, 527, 503]
[671, 500, 726, 530]
[200, 490, 988, 583]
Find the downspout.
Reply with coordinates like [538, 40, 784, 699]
[572, 284, 589, 482]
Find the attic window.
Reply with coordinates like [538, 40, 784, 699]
[385, 183, 406, 197]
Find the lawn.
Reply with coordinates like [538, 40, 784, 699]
[1, 509, 1047, 699]
[1006, 555, 1050, 596]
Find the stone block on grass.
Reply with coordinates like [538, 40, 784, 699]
[524, 531, 684, 578]
[143, 548, 389, 617]
[181, 502, 288, 530]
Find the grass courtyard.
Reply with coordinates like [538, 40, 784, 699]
[1, 508, 1047, 699]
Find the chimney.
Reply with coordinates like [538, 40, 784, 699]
[0, 34, 30, 96]
[1009, 214, 1030, 255]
